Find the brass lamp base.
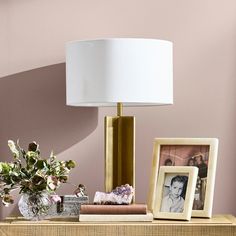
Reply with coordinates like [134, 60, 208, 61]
[104, 104, 135, 198]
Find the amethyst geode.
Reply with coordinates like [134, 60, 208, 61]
[93, 184, 134, 205]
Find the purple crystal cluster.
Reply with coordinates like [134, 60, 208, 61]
[112, 184, 134, 197]
[93, 184, 134, 205]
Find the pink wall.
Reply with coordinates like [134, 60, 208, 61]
[0, 0, 236, 218]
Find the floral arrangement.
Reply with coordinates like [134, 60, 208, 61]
[0, 140, 76, 207]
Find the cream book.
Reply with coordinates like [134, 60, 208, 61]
[79, 212, 153, 222]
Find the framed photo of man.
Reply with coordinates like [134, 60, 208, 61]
[153, 166, 198, 220]
[148, 138, 219, 218]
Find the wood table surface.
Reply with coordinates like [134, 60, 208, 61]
[0, 214, 235, 236]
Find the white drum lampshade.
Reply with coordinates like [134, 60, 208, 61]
[66, 38, 173, 107]
[66, 38, 173, 196]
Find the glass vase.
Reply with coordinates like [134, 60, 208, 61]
[18, 191, 52, 221]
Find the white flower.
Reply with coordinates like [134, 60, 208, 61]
[8, 140, 19, 158]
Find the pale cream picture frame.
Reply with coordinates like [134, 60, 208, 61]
[153, 166, 198, 220]
[148, 138, 219, 218]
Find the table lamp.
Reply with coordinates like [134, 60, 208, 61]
[66, 38, 173, 197]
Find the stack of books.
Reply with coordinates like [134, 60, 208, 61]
[79, 204, 153, 222]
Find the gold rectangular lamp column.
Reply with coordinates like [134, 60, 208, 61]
[105, 103, 135, 194]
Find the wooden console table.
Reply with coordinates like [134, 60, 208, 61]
[0, 215, 235, 236]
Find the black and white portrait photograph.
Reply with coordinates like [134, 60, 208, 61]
[153, 166, 198, 220]
[160, 174, 188, 213]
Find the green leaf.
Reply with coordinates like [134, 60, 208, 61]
[0, 163, 11, 174]
[16, 140, 27, 160]
[35, 160, 44, 169]
[59, 175, 68, 183]
[20, 168, 30, 178]
[26, 151, 39, 159]
[27, 155, 37, 167]
[10, 172, 21, 183]
[65, 160, 76, 169]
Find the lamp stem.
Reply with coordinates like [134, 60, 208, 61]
[117, 102, 123, 116]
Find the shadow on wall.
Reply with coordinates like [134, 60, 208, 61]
[0, 63, 98, 219]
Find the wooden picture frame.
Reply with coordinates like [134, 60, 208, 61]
[148, 138, 219, 218]
[153, 166, 198, 220]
